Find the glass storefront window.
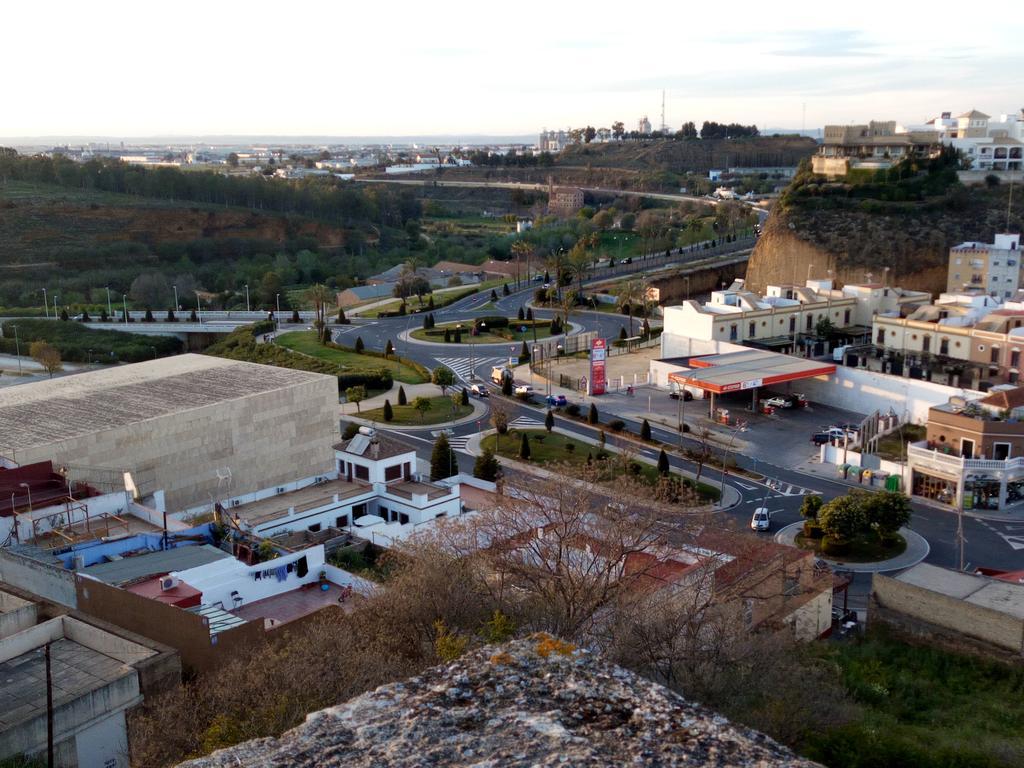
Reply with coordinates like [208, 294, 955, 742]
[913, 471, 957, 505]
[964, 474, 1000, 510]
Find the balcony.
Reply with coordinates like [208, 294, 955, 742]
[907, 442, 1024, 472]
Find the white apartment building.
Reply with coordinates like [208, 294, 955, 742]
[905, 109, 1024, 172]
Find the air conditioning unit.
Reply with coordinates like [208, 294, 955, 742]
[160, 576, 180, 591]
[276, 487, 285, 494]
[231, 499, 241, 507]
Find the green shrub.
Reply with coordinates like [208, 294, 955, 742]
[803, 521, 824, 539]
[565, 403, 581, 417]
[0, 319, 182, 363]
[608, 419, 625, 432]
[820, 536, 849, 556]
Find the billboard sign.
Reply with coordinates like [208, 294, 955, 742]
[590, 338, 607, 395]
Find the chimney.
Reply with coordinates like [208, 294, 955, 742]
[370, 438, 380, 460]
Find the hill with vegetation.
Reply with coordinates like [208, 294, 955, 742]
[0, 151, 423, 312]
[746, 151, 1024, 295]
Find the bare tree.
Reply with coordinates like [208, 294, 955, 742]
[305, 283, 333, 343]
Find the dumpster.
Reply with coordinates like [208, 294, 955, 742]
[885, 474, 901, 492]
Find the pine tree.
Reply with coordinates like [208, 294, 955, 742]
[385, 339, 394, 357]
[461, 388, 469, 406]
[526, 307, 534, 321]
[519, 432, 531, 460]
[337, 307, 347, 323]
[355, 336, 365, 353]
[641, 419, 652, 441]
[657, 448, 670, 475]
[588, 403, 599, 425]
[545, 409, 554, 432]
[501, 376, 513, 396]
[398, 385, 408, 406]
[473, 447, 500, 482]
[291, 309, 300, 323]
[520, 341, 530, 362]
[430, 433, 458, 481]
[503, 283, 510, 296]
[518, 306, 525, 321]
[444, 328, 451, 343]
[383, 399, 394, 422]
[454, 327, 462, 344]
[491, 289, 498, 301]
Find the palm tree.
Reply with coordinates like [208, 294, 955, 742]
[305, 283, 333, 343]
[567, 242, 591, 299]
[546, 248, 569, 302]
[559, 289, 577, 349]
[616, 278, 648, 337]
[510, 240, 533, 288]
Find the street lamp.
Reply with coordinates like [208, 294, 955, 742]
[41, 288, 47, 320]
[52, 294, 58, 319]
[719, 424, 744, 507]
[18, 483, 32, 512]
[275, 293, 281, 331]
[244, 284, 251, 312]
[105, 286, 112, 319]
[11, 325, 21, 375]
[173, 284, 179, 311]
[122, 294, 128, 325]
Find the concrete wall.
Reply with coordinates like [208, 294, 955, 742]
[75, 575, 264, 674]
[790, 589, 833, 641]
[0, 590, 37, 639]
[15, 374, 340, 513]
[0, 548, 77, 608]
[872, 573, 1024, 654]
[797, 364, 983, 424]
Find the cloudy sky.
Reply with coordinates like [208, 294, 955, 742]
[4, 0, 1021, 138]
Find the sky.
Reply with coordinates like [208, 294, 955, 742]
[4, 0, 1023, 139]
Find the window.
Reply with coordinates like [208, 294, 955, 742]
[729, 324, 738, 341]
[961, 438, 975, 460]
[922, 336, 931, 353]
[335, 515, 349, 527]
[994, 443, 1011, 461]
[806, 314, 813, 331]
[991, 346, 1000, 364]
[384, 464, 402, 482]
[789, 317, 796, 333]
[1011, 350, 1020, 368]
[844, 309, 851, 325]
[352, 503, 368, 520]
[307, 523, 321, 533]
[748, 321, 756, 338]
[354, 464, 369, 481]
[940, 338, 950, 355]
[877, 328, 885, 344]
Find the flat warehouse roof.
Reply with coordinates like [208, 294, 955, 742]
[0, 354, 336, 453]
[667, 350, 836, 394]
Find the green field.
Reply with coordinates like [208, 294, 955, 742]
[274, 331, 428, 384]
[360, 395, 471, 425]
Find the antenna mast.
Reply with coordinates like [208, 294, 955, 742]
[661, 90, 666, 133]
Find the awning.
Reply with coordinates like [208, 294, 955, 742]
[668, 349, 836, 394]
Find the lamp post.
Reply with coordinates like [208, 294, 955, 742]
[52, 294, 58, 319]
[276, 293, 281, 325]
[41, 288, 48, 320]
[122, 294, 128, 325]
[719, 424, 743, 507]
[196, 292, 203, 324]
[532, 345, 538, 390]
[244, 283, 250, 312]
[173, 284, 179, 311]
[105, 286, 112, 319]
[11, 325, 21, 375]
[685, 275, 691, 301]
[18, 483, 32, 512]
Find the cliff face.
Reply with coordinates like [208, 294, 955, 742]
[175, 636, 821, 768]
[746, 185, 1022, 296]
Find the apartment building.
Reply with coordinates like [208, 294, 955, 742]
[946, 234, 1023, 296]
[937, 109, 1024, 172]
[907, 387, 1024, 511]
[547, 183, 585, 217]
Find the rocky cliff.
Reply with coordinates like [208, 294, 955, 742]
[175, 636, 820, 768]
[745, 183, 1021, 296]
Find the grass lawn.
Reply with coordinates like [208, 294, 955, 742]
[481, 429, 719, 501]
[275, 331, 428, 384]
[875, 424, 927, 462]
[360, 394, 471, 425]
[410, 319, 554, 344]
[801, 625, 1024, 768]
[795, 531, 906, 563]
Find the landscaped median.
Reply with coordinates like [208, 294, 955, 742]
[793, 491, 909, 563]
[410, 315, 556, 345]
[480, 427, 720, 503]
[359, 395, 472, 426]
[275, 330, 429, 386]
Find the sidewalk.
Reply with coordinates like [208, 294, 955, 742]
[774, 522, 929, 573]
[464, 426, 741, 511]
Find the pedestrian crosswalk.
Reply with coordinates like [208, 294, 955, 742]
[764, 479, 819, 496]
[434, 356, 507, 383]
[509, 416, 545, 430]
[430, 429, 471, 453]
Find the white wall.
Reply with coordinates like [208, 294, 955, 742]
[75, 710, 129, 768]
[11, 490, 131, 542]
[799, 365, 982, 424]
[660, 333, 748, 361]
[172, 545, 328, 609]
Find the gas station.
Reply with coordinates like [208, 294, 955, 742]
[667, 349, 836, 420]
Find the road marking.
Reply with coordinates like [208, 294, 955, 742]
[435, 356, 506, 383]
[734, 481, 758, 491]
[509, 416, 545, 429]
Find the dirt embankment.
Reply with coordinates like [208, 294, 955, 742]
[746, 187, 1023, 295]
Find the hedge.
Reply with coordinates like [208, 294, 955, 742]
[0, 319, 182, 363]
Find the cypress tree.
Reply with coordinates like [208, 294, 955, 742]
[454, 327, 462, 344]
[545, 409, 554, 432]
[588, 403, 599, 425]
[473, 447, 500, 482]
[383, 399, 394, 422]
[430, 433, 458, 481]
[461, 387, 469, 406]
[428, 295, 435, 309]
[337, 307, 347, 323]
[444, 328, 451, 343]
[517, 306, 525, 321]
[385, 339, 394, 357]
[619, 326, 627, 340]
[398, 385, 408, 406]
[291, 309, 300, 323]
[423, 315, 431, 330]
[641, 419, 652, 441]
[355, 336, 365, 353]
[502, 376, 513, 396]
[519, 432, 531, 460]
[520, 341, 530, 362]
[491, 288, 499, 301]
[503, 283, 510, 296]
[526, 307, 534, 321]
[657, 448, 670, 475]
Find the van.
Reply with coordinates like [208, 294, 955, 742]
[491, 366, 511, 385]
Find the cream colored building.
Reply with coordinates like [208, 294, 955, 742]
[0, 355, 339, 513]
[812, 120, 940, 179]
[946, 234, 1023, 297]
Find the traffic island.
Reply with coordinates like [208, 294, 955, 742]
[774, 521, 929, 572]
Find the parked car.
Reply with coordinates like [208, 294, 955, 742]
[545, 394, 568, 407]
[750, 508, 771, 532]
[811, 432, 832, 445]
[668, 389, 694, 401]
[514, 384, 535, 396]
[469, 383, 489, 398]
[763, 396, 791, 409]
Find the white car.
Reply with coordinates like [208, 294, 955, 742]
[763, 396, 791, 409]
[750, 508, 771, 532]
[514, 384, 534, 396]
[469, 383, 489, 398]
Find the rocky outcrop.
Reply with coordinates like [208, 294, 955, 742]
[745, 184, 1022, 296]
[176, 636, 820, 768]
